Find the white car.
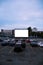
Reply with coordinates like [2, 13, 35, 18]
[38, 41, 43, 47]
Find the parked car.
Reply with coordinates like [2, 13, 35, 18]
[21, 39, 26, 48]
[30, 41, 38, 47]
[25, 39, 31, 43]
[0, 39, 3, 42]
[8, 39, 15, 46]
[14, 40, 26, 52]
[0, 39, 3, 45]
[1, 39, 10, 46]
[38, 41, 43, 47]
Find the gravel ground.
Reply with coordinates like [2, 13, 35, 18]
[0, 43, 43, 65]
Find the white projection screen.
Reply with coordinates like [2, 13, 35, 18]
[15, 30, 28, 37]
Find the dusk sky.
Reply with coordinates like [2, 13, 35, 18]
[0, 0, 43, 30]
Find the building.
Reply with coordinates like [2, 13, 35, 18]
[1, 29, 14, 37]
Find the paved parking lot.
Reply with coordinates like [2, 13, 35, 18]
[0, 43, 43, 65]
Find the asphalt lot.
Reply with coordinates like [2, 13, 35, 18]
[0, 43, 43, 65]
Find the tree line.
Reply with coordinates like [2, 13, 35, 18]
[27, 27, 43, 38]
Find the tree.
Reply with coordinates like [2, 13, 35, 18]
[27, 27, 32, 37]
[32, 27, 37, 38]
[32, 27, 37, 32]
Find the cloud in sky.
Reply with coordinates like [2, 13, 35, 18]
[0, 0, 43, 30]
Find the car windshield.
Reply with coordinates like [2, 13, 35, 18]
[18, 40, 21, 43]
[41, 42, 43, 44]
[32, 41, 38, 43]
[31, 41, 38, 44]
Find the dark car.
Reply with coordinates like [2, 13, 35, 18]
[30, 41, 38, 47]
[0, 39, 3, 42]
[21, 39, 26, 48]
[14, 40, 26, 52]
[0, 39, 3, 45]
[1, 39, 10, 46]
[25, 39, 31, 43]
[8, 39, 15, 46]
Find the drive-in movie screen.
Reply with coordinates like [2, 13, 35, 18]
[15, 30, 28, 37]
